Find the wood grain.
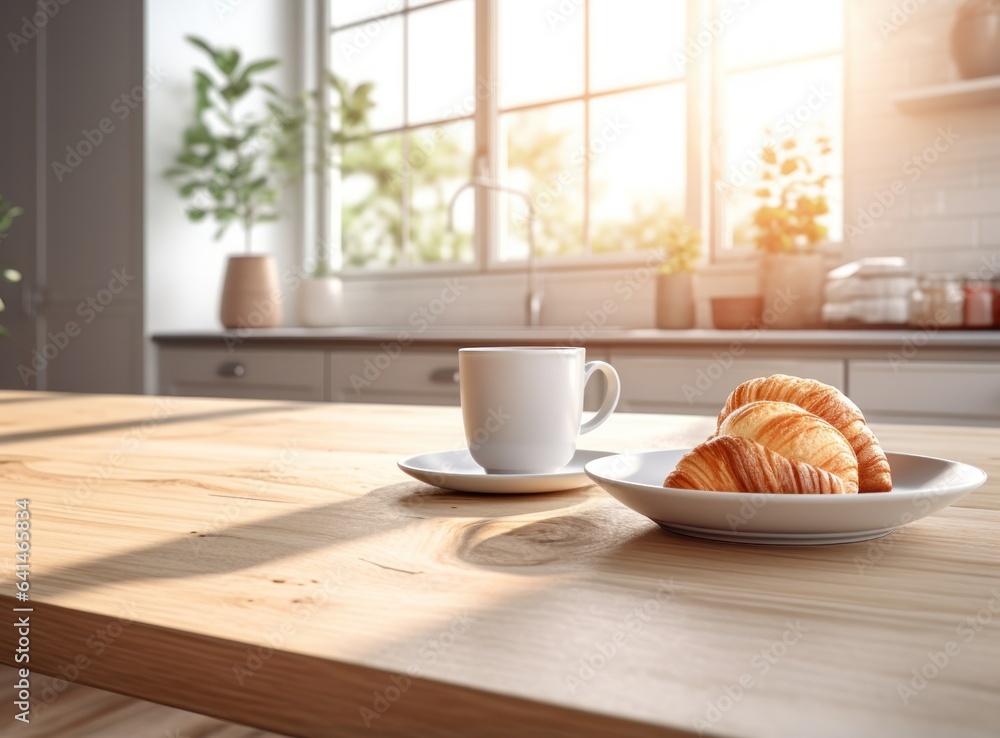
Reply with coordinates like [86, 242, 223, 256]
[0, 391, 998, 738]
[0, 665, 288, 737]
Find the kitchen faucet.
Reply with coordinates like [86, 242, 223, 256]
[446, 178, 543, 328]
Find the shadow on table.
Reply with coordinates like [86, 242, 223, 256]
[27, 479, 587, 599]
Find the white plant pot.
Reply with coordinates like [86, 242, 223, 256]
[298, 276, 345, 327]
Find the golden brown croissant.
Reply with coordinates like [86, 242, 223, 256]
[718, 400, 859, 493]
[664, 436, 851, 494]
[718, 374, 892, 492]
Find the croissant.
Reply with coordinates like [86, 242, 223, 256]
[718, 400, 859, 493]
[718, 374, 892, 492]
[664, 435, 851, 494]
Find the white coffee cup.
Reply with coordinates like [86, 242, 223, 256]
[459, 347, 621, 474]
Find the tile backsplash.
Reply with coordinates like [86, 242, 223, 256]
[844, 0, 1000, 274]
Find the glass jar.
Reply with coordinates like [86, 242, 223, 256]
[994, 278, 1000, 328]
[915, 274, 964, 327]
[963, 277, 994, 328]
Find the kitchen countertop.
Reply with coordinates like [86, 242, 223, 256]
[152, 326, 1000, 350]
[2, 390, 998, 737]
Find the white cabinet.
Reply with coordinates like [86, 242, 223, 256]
[610, 353, 846, 415]
[158, 346, 326, 402]
[849, 360, 1000, 424]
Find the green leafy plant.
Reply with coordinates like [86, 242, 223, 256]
[751, 134, 831, 254]
[0, 195, 24, 337]
[656, 216, 701, 275]
[166, 36, 285, 254]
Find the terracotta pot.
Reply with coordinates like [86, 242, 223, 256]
[711, 296, 763, 330]
[951, 3, 1000, 79]
[655, 272, 695, 329]
[298, 276, 345, 327]
[760, 253, 825, 329]
[220, 255, 281, 329]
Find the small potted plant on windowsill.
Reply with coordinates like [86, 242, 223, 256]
[655, 216, 701, 329]
[0, 195, 24, 337]
[751, 135, 832, 329]
[166, 36, 286, 329]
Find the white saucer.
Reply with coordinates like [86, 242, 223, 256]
[585, 450, 987, 545]
[398, 448, 614, 494]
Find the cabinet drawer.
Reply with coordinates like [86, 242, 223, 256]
[158, 347, 325, 402]
[849, 360, 1000, 421]
[328, 348, 611, 408]
[329, 349, 462, 405]
[610, 354, 845, 414]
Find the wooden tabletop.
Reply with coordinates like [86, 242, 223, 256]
[1, 390, 998, 737]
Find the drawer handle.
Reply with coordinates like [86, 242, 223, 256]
[429, 368, 460, 384]
[217, 362, 246, 378]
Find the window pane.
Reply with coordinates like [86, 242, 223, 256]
[499, 102, 585, 259]
[408, 120, 475, 264]
[722, 57, 843, 248]
[408, 0, 475, 126]
[499, 0, 584, 109]
[722, 0, 843, 70]
[589, 85, 686, 255]
[331, 0, 401, 28]
[589, 0, 686, 92]
[340, 133, 404, 268]
[331, 14, 404, 131]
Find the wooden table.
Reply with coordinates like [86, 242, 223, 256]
[1, 391, 998, 737]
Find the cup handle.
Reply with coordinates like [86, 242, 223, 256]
[580, 361, 621, 435]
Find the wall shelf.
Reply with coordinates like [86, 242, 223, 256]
[892, 75, 1000, 114]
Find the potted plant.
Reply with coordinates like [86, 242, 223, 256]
[655, 216, 701, 329]
[951, 0, 1000, 79]
[275, 73, 374, 327]
[751, 135, 832, 329]
[166, 36, 286, 329]
[0, 195, 23, 337]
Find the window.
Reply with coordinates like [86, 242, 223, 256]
[714, 0, 844, 255]
[323, 0, 844, 271]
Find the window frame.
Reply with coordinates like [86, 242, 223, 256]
[319, 0, 843, 277]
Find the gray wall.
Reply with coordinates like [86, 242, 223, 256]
[0, 0, 144, 393]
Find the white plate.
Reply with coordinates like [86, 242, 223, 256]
[585, 450, 987, 545]
[398, 448, 614, 494]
